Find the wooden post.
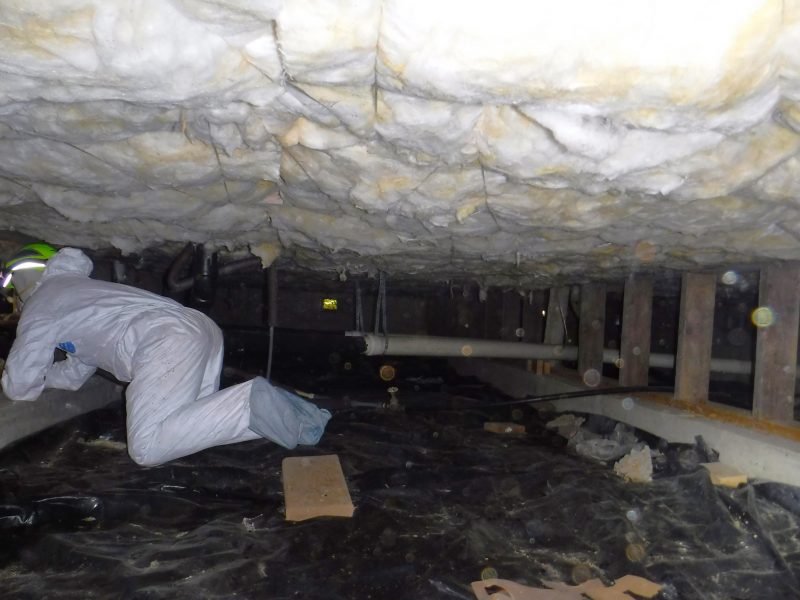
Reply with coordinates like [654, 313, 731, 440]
[753, 263, 800, 422]
[578, 283, 606, 386]
[540, 286, 569, 373]
[619, 276, 653, 386]
[500, 290, 521, 341]
[674, 273, 716, 403]
[522, 290, 548, 344]
[483, 288, 503, 339]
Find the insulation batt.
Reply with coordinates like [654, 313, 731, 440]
[0, 0, 799, 284]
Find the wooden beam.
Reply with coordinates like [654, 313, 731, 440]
[619, 276, 653, 386]
[578, 283, 606, 386]
[674, 273, 717, 404]
[753, 263, 800, 422]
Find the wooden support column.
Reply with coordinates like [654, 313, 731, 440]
[543, 287, 569, 345]
[619, 276, 653, 386]
[499, 290, 521, 341]
[539, 286, 569, 373]
[753, 263, 800, 422]
[578, 283, 606, 386]
[674, 273, 716, 403]
[522, 290, 548, 344]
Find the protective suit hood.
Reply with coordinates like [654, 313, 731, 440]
[42, 248, 93, 280]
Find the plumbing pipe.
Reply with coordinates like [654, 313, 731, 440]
[190, 244, 218, 310]
[112, 260, 127, 284]
[352, 333, 760, 376]
[266, 265, 278, 381]
[166, 242, 263, 293]
[166, 242, 196, 293]
[218, 256, 262, 278]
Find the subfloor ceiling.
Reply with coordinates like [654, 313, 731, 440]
[1, 1, 800, 285]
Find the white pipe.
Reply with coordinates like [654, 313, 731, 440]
[353, 333, 758, 376]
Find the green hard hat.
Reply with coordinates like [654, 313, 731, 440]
[2, 242, 58, 290]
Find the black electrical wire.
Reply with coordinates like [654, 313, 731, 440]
[406, 385, 674, 412]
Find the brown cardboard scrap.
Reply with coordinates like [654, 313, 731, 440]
[282, 454, 354, 522]
[484, 422, 526, 434]
[701, 462, 748, 488]
[471, 578, 584, 600]
[544, 574, 662, 600]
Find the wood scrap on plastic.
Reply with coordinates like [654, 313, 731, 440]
[471, 575, 662, 600]
[282, 454, 354, 522]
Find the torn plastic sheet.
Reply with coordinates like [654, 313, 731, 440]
[0, 399, 799, 599]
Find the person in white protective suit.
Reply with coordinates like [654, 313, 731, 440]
[0, 245, 331, 466]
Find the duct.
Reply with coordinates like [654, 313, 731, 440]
[353, 333, 760, 376]
[165, 242, 196, 293]
[189, 245, 218, 311]
[166, 243, 263, 294]
[218, 257, 263, 278]
[266, 265, 278, 382]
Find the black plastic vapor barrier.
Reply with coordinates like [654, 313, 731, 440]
[1, 395, 799, 599]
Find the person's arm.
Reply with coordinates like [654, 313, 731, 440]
[44, 354, 97, 391]
[0, 314, 58, 402]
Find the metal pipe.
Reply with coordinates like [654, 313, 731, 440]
[165, 242, 195, 293]
[266, 265, 278, 381]
[166, 243, 263, 294]
[267, 265, 278, 327]
[354, 333, 759, 376]
[218, 256, 262, 278]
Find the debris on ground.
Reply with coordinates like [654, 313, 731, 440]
[241, 514, 265, 532]
[613, 446, 653, 483]
[471, 578, 584, 600]
[472, 574, 663, 600]
[575, 438, 630, 462]
[571, 421, 639, 462]
[77, 437, 127, 451]
[545, 574, 663, 599]
[282, 454, 354, 522]
[545, 414, 585, 440]
[701, 462, 748, 488]
[484, 422, 526, 434]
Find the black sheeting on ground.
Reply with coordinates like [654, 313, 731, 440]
[1, 398, 799, 599]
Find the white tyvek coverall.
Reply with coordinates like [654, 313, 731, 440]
[1, 248, 330, 466]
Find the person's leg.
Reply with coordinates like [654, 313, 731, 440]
[125, 316, 258, 466]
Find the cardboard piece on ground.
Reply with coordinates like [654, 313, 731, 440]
[701, 462, 748, 488]
[484, 422, 526, 434]
[282, 454, 354, 522]
[544, 575, 662, 600]
[471, 579, 584, 600]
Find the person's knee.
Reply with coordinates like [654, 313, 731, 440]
[127, 435, 164, 467]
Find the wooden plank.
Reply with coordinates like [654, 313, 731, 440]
[578, 283, 606, 387]
[483, 422, 526, 434]
[282, 455, 354, 522]
[753, 263, 800, 422]
[674, 273, 716, 403]
[619, 276, 653, 386]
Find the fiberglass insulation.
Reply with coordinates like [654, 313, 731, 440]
[1, 0, 800, 283]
